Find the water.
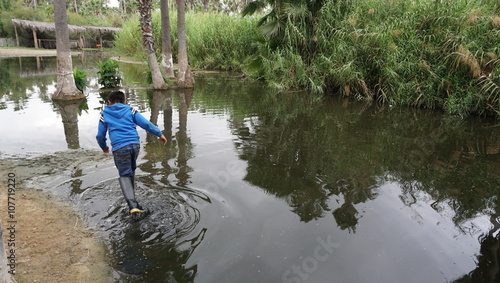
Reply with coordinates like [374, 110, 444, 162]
[0, 54, 499, 282]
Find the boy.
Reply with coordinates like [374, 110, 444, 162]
[96, 90, 167, 214]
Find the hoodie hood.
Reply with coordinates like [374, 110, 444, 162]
[103, 103, 131, 119]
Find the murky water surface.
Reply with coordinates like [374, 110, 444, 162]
[0, 54, 499, 282]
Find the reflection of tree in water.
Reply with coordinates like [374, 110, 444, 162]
[0, 57, 58, 109]
[227, 91, 499, 236]
[331, 178, 378, 233]
[454, 214, 500, 282]
[142, 88, 194, 186]
[53, 98, 87, 149]
[231, 94, 382, 230]
[176, 89, 194, 186]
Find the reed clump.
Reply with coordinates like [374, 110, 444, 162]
[248, 0, 500, 117]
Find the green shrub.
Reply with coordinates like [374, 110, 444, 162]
[97, 59, 122, 88]
[73, 67, 87, 92]
[250, 0, 500, 116]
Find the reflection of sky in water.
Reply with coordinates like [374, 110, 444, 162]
[0, 85, 233, 157]
[1, 56, 498, 282]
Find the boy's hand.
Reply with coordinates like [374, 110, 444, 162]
[159, 134, 168, 145]
[103, 146, 110, 153]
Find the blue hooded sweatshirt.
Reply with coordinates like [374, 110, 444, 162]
[96, 103, 162, 151]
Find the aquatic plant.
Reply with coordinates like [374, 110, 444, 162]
[97, 58, 122, 88]
[73, 66, 87, 92]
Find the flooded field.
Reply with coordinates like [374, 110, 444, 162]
[0, 54, 499, 282]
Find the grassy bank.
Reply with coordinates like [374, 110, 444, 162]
[114, 0, 500, 117]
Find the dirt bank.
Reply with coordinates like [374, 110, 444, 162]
[0, 150, 113, 283]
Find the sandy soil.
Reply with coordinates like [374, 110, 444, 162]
[0, 187, 111, 283]
[0, 151, 113, 283]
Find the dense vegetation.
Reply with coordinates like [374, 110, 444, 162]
[2, 0, 499, 117]
[250, 0, 499, 117]
[114, 0, 500, 117]
[113, 12, 261, 71]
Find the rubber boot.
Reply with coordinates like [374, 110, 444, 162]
[118, 176, 144, 214]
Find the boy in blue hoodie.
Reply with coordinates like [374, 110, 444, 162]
[96, 90, 167, 214]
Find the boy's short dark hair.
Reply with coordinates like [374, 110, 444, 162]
[108, 90, 126, 104]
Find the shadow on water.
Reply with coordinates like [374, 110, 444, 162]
[1, 55, 500, 282]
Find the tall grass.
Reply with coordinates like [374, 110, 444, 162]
[253, 0, 500, 116]
[186, 13, 261, 70]
[113, 11, 260, 71]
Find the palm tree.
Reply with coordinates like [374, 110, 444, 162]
[138, 0, 168, 89]
[52, 0, 85, 100]
[161, 0, 175, 79]
[176, 0, 195, 88]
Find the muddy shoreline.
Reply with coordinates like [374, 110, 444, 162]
[0, 149, 113, 282]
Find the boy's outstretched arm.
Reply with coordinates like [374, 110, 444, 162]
[96, 115, 110, 152]
[133, 110, 168, 145]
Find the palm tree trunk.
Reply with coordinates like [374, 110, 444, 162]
[176, 0, 195, 88]
[138, 0, 168, 89]
[53, 0, 84, 100]
[160, 0, 175, 79]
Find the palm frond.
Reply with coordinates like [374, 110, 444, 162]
[241, 1, 267, 17]
[257, 10, 277, 27]
[261, 19, 286, 39]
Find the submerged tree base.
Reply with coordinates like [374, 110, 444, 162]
[52, 92, 86, 100]
[175, 66, 195, 88]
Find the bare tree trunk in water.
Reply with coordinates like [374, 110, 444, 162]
[52, 0, 84, 100]
[160, 0, 175, 79]
[138, 0, 168, 89]
[176, 0, 195, 88]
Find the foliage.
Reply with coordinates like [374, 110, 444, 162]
[0, 0, 12, 11]
[3, 0, 496, 116]
[0, 1, 48, 38]
[186, 12, 261, 70]
[0, 0, 125, 39]
[244, 0, 500, 117]
[73, 67, 87, 92]
[114, 11, 260, 71]
[97, 59, 122, 88]
[113, 15, 145, 60]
